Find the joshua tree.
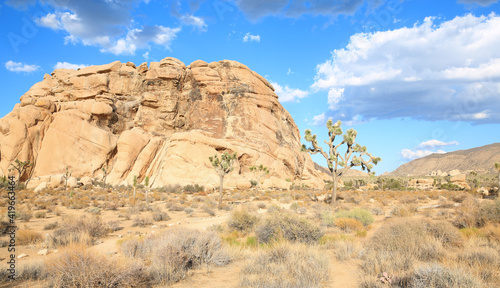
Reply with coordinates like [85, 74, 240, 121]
[62, 166, 72, 190]
[8, 159, 32, 187]
[302, 120, 381, 205]
[101, 165, 110, 187]
[249, 164, 269, 189]
[209, 152, 237, 209]
[495, 162, 500, 191]
[133, 175, 138, 199]
[144, 176, 150, 206]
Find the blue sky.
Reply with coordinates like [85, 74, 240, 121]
[1, 0, 500, 174]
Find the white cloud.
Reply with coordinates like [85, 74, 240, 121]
[35, 13, 62, 30]
[234, 0, 377, 20]
[287, 68, 294, 75]
[271, 82, 309, 103]
[180, 15, 207, 31]
[312, 113, 326, 125]
[400, 149, 446, 161]
[33, 1, 182, 55]
[243, 32, 260, 42]
[54, 62, 89, 70]
[418, 140, 459, 149]
[459, 0, 498, 6]
[312, 14, 500, 124]
[5, 61, 40, 73]
[143, 51, 150, 60]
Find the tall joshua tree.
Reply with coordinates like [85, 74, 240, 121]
[209, 152, 237, 209]
[302, 120, 381, 205]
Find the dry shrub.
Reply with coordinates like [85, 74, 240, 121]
[45, 244, 141, 287]
[363, 219, 447, 275]
[240, 243, 328, 288]
[120, 228, 231, 285]
[410, 264, 481, 288]
[391, 206, 413, 217]
[454, 197, 486, 228]
[16, 259, 46, 281]
[48, 215, 109, 247]
[17, 229, 43, 245]
[458, 246, 500, 283]
[151, 210, 170, 222]
[334, 208, 375, 226]
[132, 216, 153, 227]
[425, 221, 464, 248]
[228, 207, 259, 233]
[334, 240, 360, 261]
[256, 210, 323, 244]
[334, 217, 364, 233]
[34, 211, 46, 219]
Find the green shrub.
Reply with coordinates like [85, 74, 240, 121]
[334, 208, 374, 226]
[183, 184, 204, 193]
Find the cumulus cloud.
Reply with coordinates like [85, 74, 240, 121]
[312, 113, 327, 125]
[271, 82, 309, 103]
[459, 0, 498, 6]
[400, 149, 446, 161]
[233, 0, 375, 20]
[312, 14, 500, 124]
[243, 32, 260, 42]
[53, 62, 89, 70]
[5, 60, 40, 73]
[418, 140, 459, 149]
[32, 0, 181, 55]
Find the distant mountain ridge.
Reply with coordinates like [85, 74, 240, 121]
[390, 143, 500, 176]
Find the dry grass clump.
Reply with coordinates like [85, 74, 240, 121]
[362, 219, 456, 276]
[45, 244, 141, 287]
[132, 215, 153, 227]
[454, 197, 487, 228]
[409, 264, 481, 288]
[48, 215, 109, 247]
[17, 229, 43, 245]
[256, 210, 323, 244]
[239, 243, 329, 288]
[334, 218, 364, 233]
[120, 228, 231, 285]
[228, 207, 259, 233]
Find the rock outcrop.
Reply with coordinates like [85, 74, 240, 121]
[0, 58, 328, 189]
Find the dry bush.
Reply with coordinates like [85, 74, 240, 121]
[132, 216, 153, 227]
[240, 243, 329, 288]
[17, 229, 43, 245]
[228, 208, 259, 233]
[256, 210, 323, 244]
[334, 208, 374, 226]
[151, 209, 170, 222]
[391, 205, 413, 217]
[48, 215, 109, 247]
[457, 246, 500, 283]
[362, 219, 447, 275]
[16, 259, 46, 281]
[334, 240, 360, 261]
[45, 244, 142, 287]
[425, 221, 464, 248]
[18, 210, 32, 222]
[334, 218, 364, 233]
[120, 228, 231, 285]
[34, 211, 46, 219]
[454, 197, 487, 228]
[410, 264, 481, 288]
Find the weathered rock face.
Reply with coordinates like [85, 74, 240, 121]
[0, 58, 328, 189]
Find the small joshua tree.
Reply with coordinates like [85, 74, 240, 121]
[302, 120, 381, 205]
[133, 175, 138, 199]
[144, 176, 150, 206]
[249, 164, 269, 189]
[495, 162, 500, 192]
[209, 152, 237, 209]
[8, 159, 32, 187]
[62, 166, 72, 190]
[101, 165, 110, 187]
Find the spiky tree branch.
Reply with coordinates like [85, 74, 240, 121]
[8, 159, 32, 187]
[302, 120, 381, 205]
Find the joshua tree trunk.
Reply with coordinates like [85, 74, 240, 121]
[331, 173, 338, 206]
[133, 187, 136, 199]
[218, 174, 224, 210]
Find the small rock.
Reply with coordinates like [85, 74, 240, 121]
[117, 235, 123, 238]
[151, 225, 158, 229]
[107, 251, 117, 256]
[18, 254, 28, 259]
[369, 198, 375, 203]
[37, 249, 48, 256]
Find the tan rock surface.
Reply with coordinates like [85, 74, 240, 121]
[0, 57, 328, 189]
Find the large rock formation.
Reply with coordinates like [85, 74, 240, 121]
[0, 57, 328, 189]
[390, 143, 500, 177]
